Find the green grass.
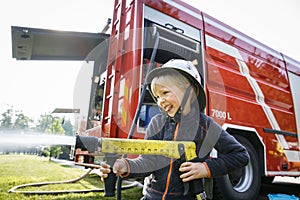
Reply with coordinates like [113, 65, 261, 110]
[0, 155, 143, 200]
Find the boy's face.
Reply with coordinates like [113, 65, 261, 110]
[153, 83, 184, 117]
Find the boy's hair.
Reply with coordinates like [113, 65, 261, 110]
[151, 70, 197, 102]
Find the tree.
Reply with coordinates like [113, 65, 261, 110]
[36, 114, 65, 134]
[36, 113, 53, 133]
[14, 113, 33, 130]
[50, 118, 65, 135]
[0, 108, 14, 130]
[62, 118, 74, 136]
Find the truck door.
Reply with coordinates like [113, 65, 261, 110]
[139, 6, 204, 130]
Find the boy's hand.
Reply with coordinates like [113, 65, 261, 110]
[99, 162, 111, 181]
[112, 159, 127, 176]
[99, 159, 128, 181]
[179, 162, 208, 182]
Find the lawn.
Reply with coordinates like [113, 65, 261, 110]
[0, 155, 143, 200]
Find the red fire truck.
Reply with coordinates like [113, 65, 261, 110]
[11, 0, 300, 199]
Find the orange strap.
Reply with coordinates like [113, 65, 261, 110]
[162, 123, 180, 200]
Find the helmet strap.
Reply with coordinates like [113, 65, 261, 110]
[170, 86, 192, 123]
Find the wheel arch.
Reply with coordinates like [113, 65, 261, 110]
[222, 123, 266, 177]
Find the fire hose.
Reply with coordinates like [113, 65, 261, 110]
[8, 166, 142, 195]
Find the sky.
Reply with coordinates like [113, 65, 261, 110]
[1, 0, 299, 122]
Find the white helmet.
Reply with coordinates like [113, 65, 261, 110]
[146, 59, 206, 111]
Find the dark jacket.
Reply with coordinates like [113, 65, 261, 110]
[123, 109, 249, 199]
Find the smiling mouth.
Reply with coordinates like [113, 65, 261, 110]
[164, 105, 172, 113]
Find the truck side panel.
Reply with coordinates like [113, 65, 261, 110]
[202, 13, 299, 174]
[284, 54, 300, 149]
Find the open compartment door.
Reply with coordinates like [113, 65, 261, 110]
[11, 26, 110, 61]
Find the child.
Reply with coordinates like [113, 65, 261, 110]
[100, 59, 249, 200]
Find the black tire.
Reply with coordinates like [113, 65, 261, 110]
[261, 176, 274, 184]
[213, 135, 261, 200]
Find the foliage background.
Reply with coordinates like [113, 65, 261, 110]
[0, 107, 74, 136]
